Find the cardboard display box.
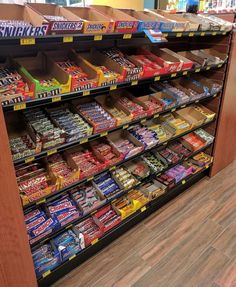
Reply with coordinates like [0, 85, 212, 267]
[90, 5, 139, 33]
[175, 106, 207, 128]
[0, 4, 49, 37]
[62, 6, 114, 34]
[14, 52, 71, 98]
[138, 179, 167, 201]
[119, 9, 159, 32]
[177, 51, 207, 67]
[26, 3, 83, 34]
[145, 9, 178, 32]
[45, 50, 98, 92]
[190, 74, 223, 95]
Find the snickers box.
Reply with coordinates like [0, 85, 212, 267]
[62, 6, 114, 34]
[119, 9, 160, 32]
[90, 5, 139, 33]
[26, 3, 83, 35]
[0, 4, 49, 37]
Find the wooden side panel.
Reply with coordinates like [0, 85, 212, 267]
[0, 107, 37, 287]
[211, 30, 236, 176]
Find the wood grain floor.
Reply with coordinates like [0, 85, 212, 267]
[52, 160, 236, 287]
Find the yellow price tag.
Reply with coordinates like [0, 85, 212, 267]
[110, 85, 117, 91]
[80, 138, 88, 144]
[206, 66, 211, 70]
[123, 33, 132, 39]
[20, 38, 35, 45]
[222, 31, 227, 35]
[94, 35, 103, 41]
[87, 176, 94, 182]
[42, 270, 51, 278]
[25, 157, 35, 164]
[200, 32, 205, 36]
[181, 105, 186, 108]
[195, 100, 199, 103]
[212, 31, 217, 36]
[154, 76, 160, 81]
[131, 80, 138, 86]
[109, 166, 116, 171]
[205, 165, 209, 169]
[66, 224, 73, 230]
[195, 68, 200, 73]
[182, 180, 186, 185]
[171, 108, 176, 112]
[52, 96, 61, 103]
[163, 142, 168, 145]
[183, 71, 188, 75]
[218, 64, 222, 68]
[154, 114, 159, 119]
[176, 33, 182, 37]
[83, 90, 90, 96]
[123, 124, 129, 129]
[63, 36, 73, 43]
[47, 149, 57, 156]
[189, 32, 194, 37]
[141, 206, 147, 212]
[36, 198, 46, 205]
[213, 94, 217, 98]
[141, 119, 147, 124]
[163, 33, 168, 37]
[91, 238, 99, 245]
[171, 73, 177, 78]
[100, 131, 108, 137]
[14, 103, 26, 111]
[69, 254, 76, 261]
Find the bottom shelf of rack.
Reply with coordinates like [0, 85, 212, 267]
[38, 166, 210, 287]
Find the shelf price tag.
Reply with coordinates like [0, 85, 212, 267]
[205, 165, 209, 169]
[218, 64, 222, 68]
[200, 32, 205, 36]
[100, 131, 108, 137]
[195, 100, 199, 103]
[222, 31, 227, 35]
[162, 33, 168, 37]
[51, 96, 61, 103]
[182, 180, 186, 185]
[123, 33, 132, 39]
[83, 90, 90, 96]
[131, 80, 138, 86]
[195, 68, 200, 73]
[171, 108, 176, 112]
[25, 156, 35, 164]
[80, 138, 88, 144]
[154, 76, 160, 81]
[171, 73, 177, 78]
[206, 66, 211, 70]
[141, 118, 147, 124]
[181, 105, 186, 108]
[47, 149, 57, 156]
[176, 33, 182, 37]
[66, 224, 73, 230]
[189, 32, 194, 37]
[110, 85, 117, 91]
[20, 38, 35, 45]
[94, 35, 103, 41]
[91, 238, 99, 245]
[13, 103, 26, 111]
[212, 31, 217, 36]
[163, 142, 168, 146]
[154, 114, 159, 119]
[123, 124, 129, 129]
[42, 270, 51, 278]
[213, 94, 217, 98]
[63, 36, 73, 43]
[141, 206, 147, 212]
[69, 254, 76, 261]
[183, 71, 188, 76]
[36, 198, 46, 205]
[109, 166, 116, 171]
[87, 176, 94, 182]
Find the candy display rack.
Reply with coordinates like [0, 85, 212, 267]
[0, 9, 236, 287]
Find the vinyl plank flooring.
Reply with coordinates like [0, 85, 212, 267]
[52, 160, 236, 287]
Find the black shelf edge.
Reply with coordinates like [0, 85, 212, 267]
[29, 142, 213, 248]
[23, 118, 215, 211]
[0, 30, 230, 46]
[14, 90, 219, 166]
[3, 62, 225, 113]
[37, 166, 210, 287]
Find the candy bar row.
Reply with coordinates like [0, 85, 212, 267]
[1, 47, 225, 105]
[32, 150, 213, 279]
[7, 76, 220, 162]
[18, 123, 214, 210]
[0, 3, 232, 38]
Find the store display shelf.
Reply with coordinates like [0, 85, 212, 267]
[14, 92, 219, 166]
[37, 165, 211, 287]
[29, 142, 212, 248]
[0, 30, 230, 47]
[3, 63, 224, 113]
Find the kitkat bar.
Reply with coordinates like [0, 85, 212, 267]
[0, 4, 49, 37]
[26, 3, 83, 35]
[119, 9, 159, 32]
[90, 5, 139, 33]
[62, 6, 114, 34]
